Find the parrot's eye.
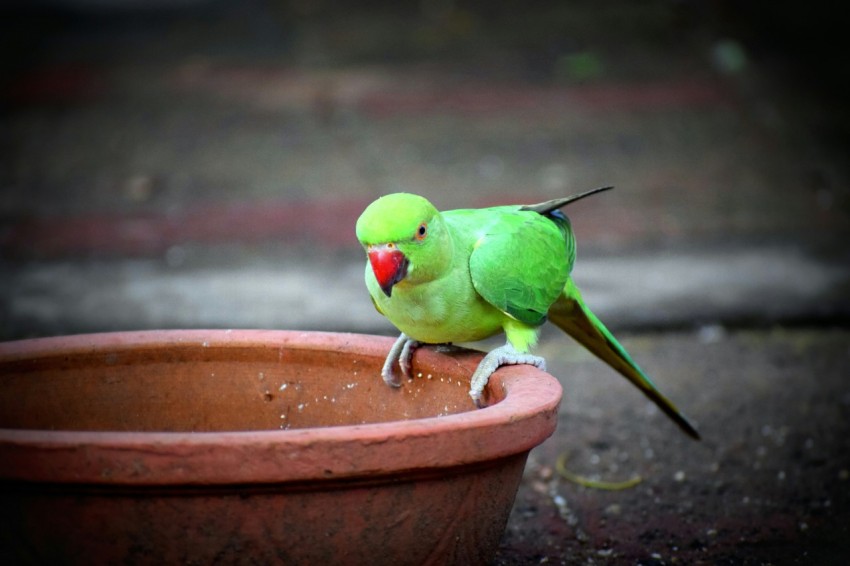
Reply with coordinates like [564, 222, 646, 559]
[416, 222, 428, 240]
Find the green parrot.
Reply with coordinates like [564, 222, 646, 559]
[355, 188, 700, 439]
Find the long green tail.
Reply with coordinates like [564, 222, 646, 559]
[548, 278, 700, 440]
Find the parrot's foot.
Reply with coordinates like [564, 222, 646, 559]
[469, 344, 547, 408]
[382, 333, 421, 387]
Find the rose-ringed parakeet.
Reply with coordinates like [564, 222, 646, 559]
[355, 188, 700, 439]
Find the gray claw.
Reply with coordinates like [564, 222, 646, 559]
[469, 343, 546, 407]
[399, 337, 421, 378]
[381, 333, 421, 387]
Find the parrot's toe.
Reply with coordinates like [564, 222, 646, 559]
[398, 337, 421, 378]
[381, 366, 402, 387]
[381, 333, 420, 388]
[468, 344, 547, 408]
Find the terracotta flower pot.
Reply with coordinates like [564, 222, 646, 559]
[0, 330, 561, 565]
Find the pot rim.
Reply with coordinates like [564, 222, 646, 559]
[0, 329, 562, 486]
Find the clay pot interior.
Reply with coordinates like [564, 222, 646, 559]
[0, 333, 485, 433]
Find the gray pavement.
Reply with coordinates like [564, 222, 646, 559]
[504, 325, 850, 564]
[3, 245, 849, 339]
[2, 1, 850, 563]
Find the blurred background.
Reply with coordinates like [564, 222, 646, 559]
[2, 1, 849, 563]
[2, 0, 849, 338]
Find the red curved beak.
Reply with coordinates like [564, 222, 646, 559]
[367, 245, 409, 297]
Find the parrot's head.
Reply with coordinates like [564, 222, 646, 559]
[356, 193, 452, 297]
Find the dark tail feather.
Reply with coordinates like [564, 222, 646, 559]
[520, 186, 614, 215]
[549, 279, 701, 440]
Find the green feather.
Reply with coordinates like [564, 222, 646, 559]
[549, 279, 700, 439]
[463, 207, 569, 326]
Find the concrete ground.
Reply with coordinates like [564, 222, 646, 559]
[2, 1, 850, 563]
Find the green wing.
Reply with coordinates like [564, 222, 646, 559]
[466, 208, 571, 326]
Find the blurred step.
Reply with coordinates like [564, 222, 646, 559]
[2, 246, 847, 341]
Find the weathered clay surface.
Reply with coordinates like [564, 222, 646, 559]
[0, 330, 561, 565]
